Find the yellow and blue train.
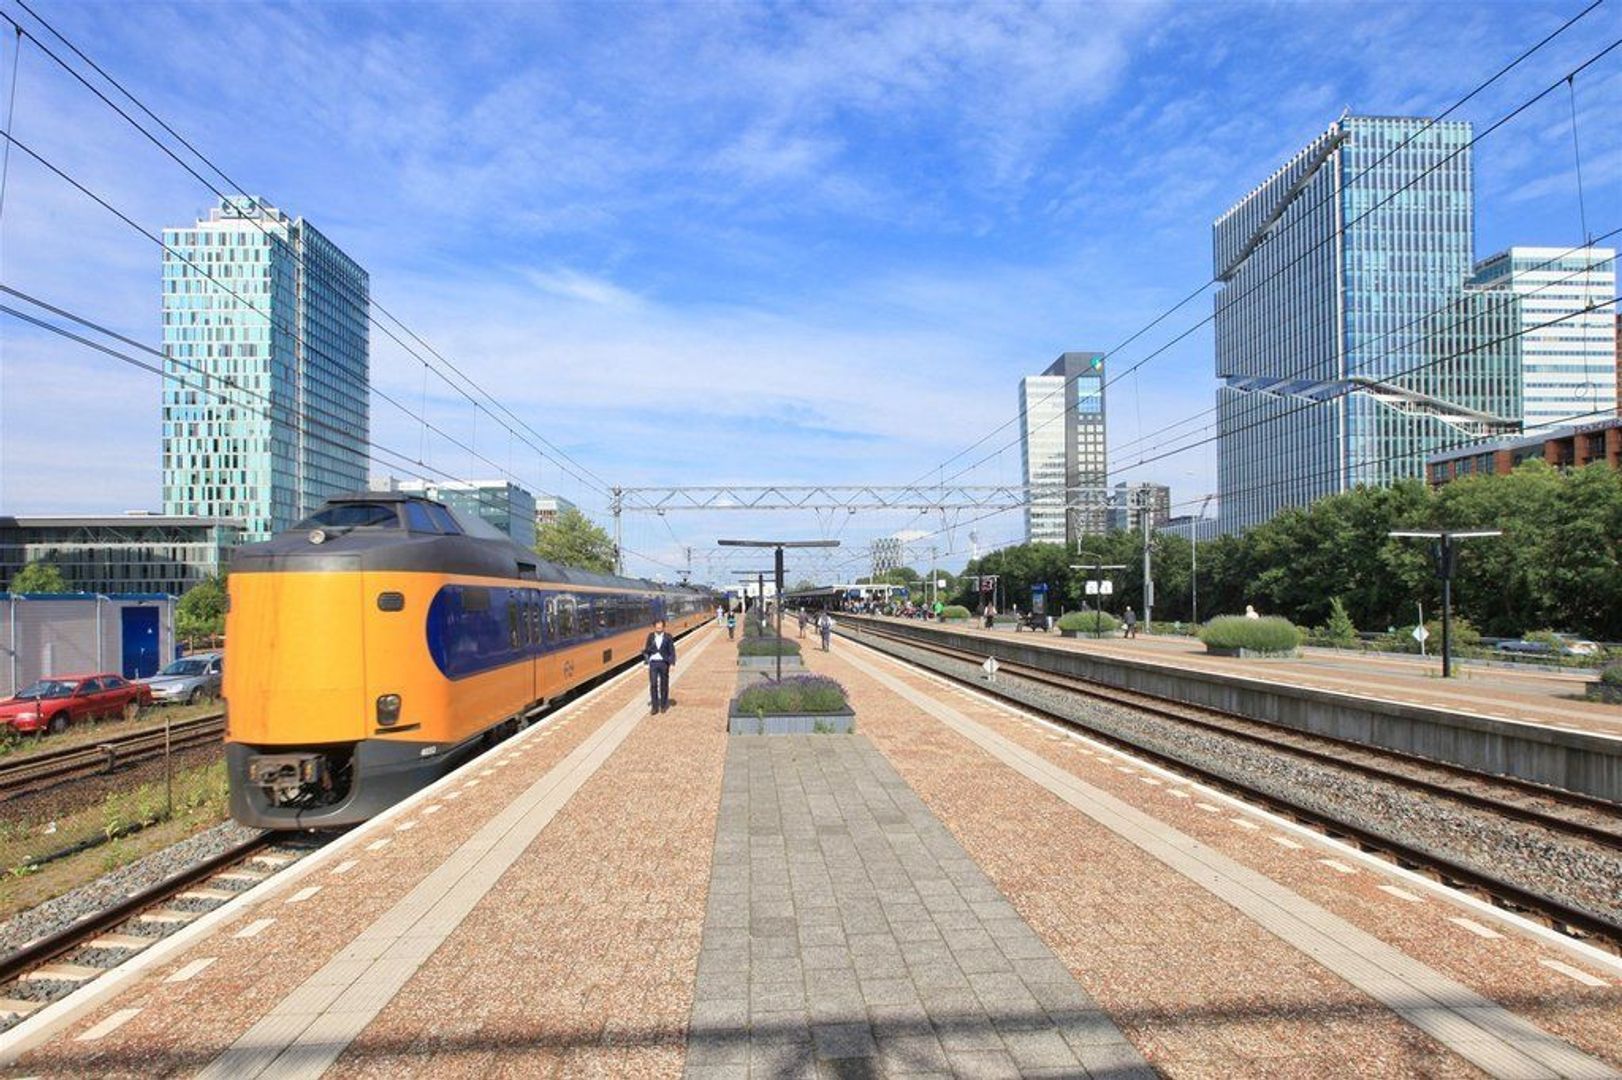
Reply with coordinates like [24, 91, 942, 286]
[223, 491, 713, 829]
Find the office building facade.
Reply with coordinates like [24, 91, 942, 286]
[1213, 116, 1519, 533]
[395, 479, 537, 548]
[1107, 482, 1171, 533]
[162, 196, 370, 543]
[0, 515, 243, 596]
[1427, 416, 1621, 486]
[1470, 247, 1617, 432]
[1019, 352, 1107, 546]
[533, 495, 577, 531]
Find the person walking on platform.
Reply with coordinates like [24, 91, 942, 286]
[1123, 606, 1138, 639]
[726, 610, 737, 640]
[642, 618, 676, 714]
[817, 611, 834, 652]
[798, 610, 808, 638]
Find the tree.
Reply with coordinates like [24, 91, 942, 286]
[534, 508, 617, 574]
[178, 576, 228, 641]
[9, 559, 70, 593]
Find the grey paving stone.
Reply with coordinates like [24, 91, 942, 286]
[686, 736, 1142, 1080]
[947, 1049, 1025, 1079]
[1001, 1026, 1081, 1070]
[812, 1021, 879, 1060]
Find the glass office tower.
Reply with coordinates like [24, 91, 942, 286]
[161, 197, 370, 543]
[1470, 247, 1617, 433]
[1213, 116, 1519, 533]
[1019, 351, 1107, 546]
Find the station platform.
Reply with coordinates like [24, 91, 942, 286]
[857, 617, 1621, 738]
[3, 623, 1619, 1079]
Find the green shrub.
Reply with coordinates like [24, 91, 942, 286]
[1599, 660, 1622, 688]
[940, 605, 971, 620]
[1319, 597, 1358, 646]
[1057, 610, 1119, 633]
[1198, 615, 1302, 653]
[732, 675, 849, 715]
[738, 637, 802, 657]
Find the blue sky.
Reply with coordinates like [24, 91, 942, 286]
[0, 0, 1617, 582]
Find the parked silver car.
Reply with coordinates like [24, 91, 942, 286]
[141, 652, 223, 705]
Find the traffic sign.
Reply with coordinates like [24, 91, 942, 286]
[1411, 625, 1430, 643]
[982, 656, 999, 681]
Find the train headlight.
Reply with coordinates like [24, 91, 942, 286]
[308, 528, 327, 545]
[376, 694, 402, 726]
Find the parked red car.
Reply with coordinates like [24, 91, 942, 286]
[0, 673, 153, 736]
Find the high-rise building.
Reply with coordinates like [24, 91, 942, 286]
[1469, 247, 1617, 432]
[1019, 352, 1107, 546]
[869, 536, 902, 577]
[1107, 482, 1170, 533]
[1213, 116, 1520, 534]
[162, 197, 369, 543]
[395, 479, 537, 548]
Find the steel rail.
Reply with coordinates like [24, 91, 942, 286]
[842, 617, 1622, 953]
[0, 714, 225, 797]
[0, 832, 273, 987]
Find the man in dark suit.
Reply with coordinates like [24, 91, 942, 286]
[642, 618, 676, 714]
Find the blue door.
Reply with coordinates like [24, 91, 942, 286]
[121, 607, 160, 678]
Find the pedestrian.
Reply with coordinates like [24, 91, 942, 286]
[983, 604, 996, 629]
[1123, 606, 1138, 639]
[818, 611, 833, 652]
[726, 610, 737, 640]
[1244, 604, 1260, 619]
[715, 604, 724, 626]
[797, 610, 808, 638]
[642, 618, 675, 714]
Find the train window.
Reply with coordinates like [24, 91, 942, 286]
[425, 504, 462, 534]
[507, 598, 521, 648]
[296, 503, 398, 529]
[529, 595, 541, 644]
[404, 503, 439, 533]
[461, 587, 490, 613]
[558, 596, 575, 638]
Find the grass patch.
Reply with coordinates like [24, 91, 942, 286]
[1199, 615, 1302, 654]
[731, 675, 850, 716]
[0, 759, 230, 893]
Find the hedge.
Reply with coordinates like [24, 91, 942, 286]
[738, 637, 802, 657]
[1198, 615, 1302, 653]
[940, 605, 972, 620]
[1057, 610, 1120, 632]
[732, 675, 849, 716]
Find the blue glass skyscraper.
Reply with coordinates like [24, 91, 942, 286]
[1213, 116, 1520, 533]
[161, 197, 370, 543]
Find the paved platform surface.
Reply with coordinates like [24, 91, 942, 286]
[3, 621, 1619, 1079]
[686, 735, 1147, 1078]
[856, 616, 1622, 736]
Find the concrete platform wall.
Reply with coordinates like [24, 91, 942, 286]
[843, 618, 1622, 805]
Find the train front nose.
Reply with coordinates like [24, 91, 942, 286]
[225, 567, 368, 826]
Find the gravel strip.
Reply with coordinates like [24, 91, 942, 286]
[853, 632, 1622, 933]
[0, 819, 262, 957]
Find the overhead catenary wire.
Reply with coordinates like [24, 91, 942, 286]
[0, 2, 612, 500]
[1, 296, 688, 578]
[935, 35, 1622, 494]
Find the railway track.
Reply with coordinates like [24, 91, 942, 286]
[0, 830, 328, 1032]
[842, 617, 1622, 952]
[0, 714, 226, 800]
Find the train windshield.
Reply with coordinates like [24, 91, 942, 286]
[295, 503, 400, 530]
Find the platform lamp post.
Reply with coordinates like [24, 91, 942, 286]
[721, 539, 841, 682]
[1071, 555, 1127, 639]
[1388, 530, 1501, 678]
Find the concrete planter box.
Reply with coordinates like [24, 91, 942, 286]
[727, 710, 856, 735]
[738, 655, 804, 670]
[1203, 645, 1298, 659]
[1061, 629, 1114, 639]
